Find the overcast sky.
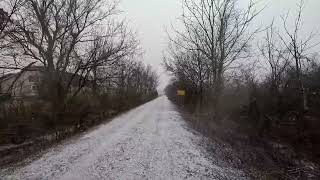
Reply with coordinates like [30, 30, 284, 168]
[119, 0, 320, 92]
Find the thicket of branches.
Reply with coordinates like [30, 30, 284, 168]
[0, 0, 158, 142]
[165, 0, 320, 163]
[164, 0, 260, 114]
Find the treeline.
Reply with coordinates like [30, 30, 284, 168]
[0, 0, 158, 144]
[164, 0, 320, 164]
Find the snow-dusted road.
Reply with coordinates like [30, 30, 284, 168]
[1, 96, 246, 180]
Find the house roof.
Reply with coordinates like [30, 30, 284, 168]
[24, 66, 46, 72]
[0, 65, 90, 87]
[0, 66, 45, 83]
[0, 73, 16, 82]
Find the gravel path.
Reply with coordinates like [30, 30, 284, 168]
[0, 96, 247, 180]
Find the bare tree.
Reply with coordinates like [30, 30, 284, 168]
[279, 0, 319, 112]
[0, 0, 23, 42]
[6, 0, 120, 106]
[0, 0, 25, 72]
[164, 42, 209, 106]
[259, 21, 290, 105]
[85, 22, 140, 96]
[167, 0, 261, 116]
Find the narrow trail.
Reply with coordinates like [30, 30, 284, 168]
[0, 96, 247, 180]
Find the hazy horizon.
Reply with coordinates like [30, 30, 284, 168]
[120, 0, 320, 93]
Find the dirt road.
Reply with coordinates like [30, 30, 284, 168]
[0, 96, 247, 180]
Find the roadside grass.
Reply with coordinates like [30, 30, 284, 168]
[176, 105, 320, 179]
